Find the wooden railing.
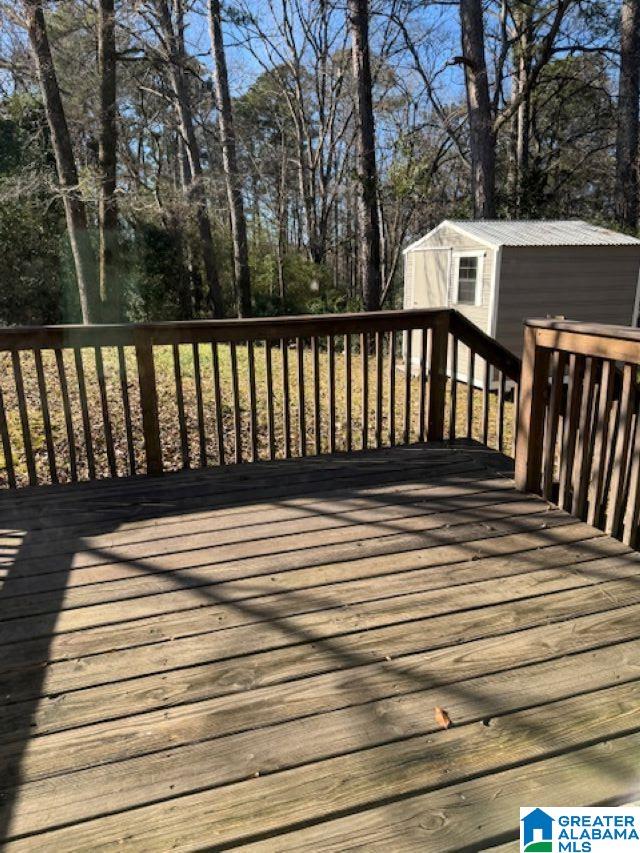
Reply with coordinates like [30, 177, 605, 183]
[0, 308, 521, 488]
[516, 319, 640, 547]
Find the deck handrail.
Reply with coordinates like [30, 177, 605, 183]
[515, 318, 640, 547]
[0, 308, 521, 489]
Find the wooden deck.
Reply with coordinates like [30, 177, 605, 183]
[1, 444, 639, 851]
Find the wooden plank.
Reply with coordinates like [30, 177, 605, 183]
[361, 332, 369, 449]
[344, 334, 351, 452]
[7, 613, 634, 790]
[558, 354, 584, 510]
[449, 335, 458, 442]
[247, 341, 258, 463]
[606, 362, 635, 537]
[172, 343, 189, 469]
[33, 350, 57, 484]
[117, 346, 136, 476]
[327, 335, 336, 453]
[281, 339, 291, 459]
[210, 341, 225, 465]
[54, 350, 77, 482]
[0, 380, 15, 488]
[541, 350, 565, 500]
[241, 724, 640, 853]
[11, 350, 36, 486]
[481, 358, 490, 446]
[587, 360, 614, 526]
[388, 330, 396, 446]
[192, 342, 207, 467]
[134, 338, 161, 476]
[10, 682, 639, 850]
[6, 648, 640, 840]
[623, 401, 640, 546]
[230, 341, 242, 464]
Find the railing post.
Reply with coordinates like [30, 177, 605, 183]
[515, 324, 550, 493]
[427, 311, 450, 441]
[135, 331, 163, 476]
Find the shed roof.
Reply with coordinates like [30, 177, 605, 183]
[405, 219, 640, 251]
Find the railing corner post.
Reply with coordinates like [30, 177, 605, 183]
[427, 310, 450, 442]
[515, 324, 549, 494]
[135, 331, 163, 477]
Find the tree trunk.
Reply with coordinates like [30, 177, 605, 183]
[98, 0, 121, 320]
[616, 0, 640, 230]
[24, 0, 100, 323]
[348, 0, 382, 311]
[459, 0, 496, 218]
[157, 0, 224, 317]
[208, 0, 251, 316]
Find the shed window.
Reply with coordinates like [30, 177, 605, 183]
[454, 254, 483, 306]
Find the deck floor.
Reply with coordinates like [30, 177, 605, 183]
[0, 444, 639, 851]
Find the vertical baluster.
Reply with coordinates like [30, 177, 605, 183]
[135, 336, 162, 476]
[264, 342, 275, 461]
[328, 335, 336, 453]
[247, 341, 258, 462]
[34, 350, 57, 483]
[74, 348, 95, 479]
[117, 346, 136, 476]
[481, 360, 490, 446]
[403, 330, 412, 444]
[361, 332, 369, 449]
[418, 329, 428, 443]
[623, 392, 640, 546]
[0, 379, 15, 488]
[449, 336, 458, 442]
[192, 343, 207, 467]
[466, 349, 475, 440]
[496, 370, 506, 454]
[55, 350, 77, 482]
[375, 331, 383, 448]
[572, 356, 596, 518]
[12, 350, 36, 486]
[296, 338, 306, 457]
[344, 334, 352, 452]
[558, 354, 585, 511]
[95, 347, 117, 478]
[512, 382, 520, 459]
[388, 330, 396, 446]
[211, 342, 225, 465]
[312, 336, 321, 455]
[281, 339, 291, 459]
[230, 341, 242, 464]
[607, 363, 634, 537]
[542, 351, 566, 500]
[173, 344, 190, 469]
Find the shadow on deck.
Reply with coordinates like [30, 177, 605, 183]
[0, 443, 639, 851]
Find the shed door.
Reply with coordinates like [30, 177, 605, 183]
[412, 249, 451, 309]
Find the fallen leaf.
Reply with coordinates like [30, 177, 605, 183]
[434, 706, 452, 729]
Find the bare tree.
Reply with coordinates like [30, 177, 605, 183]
[459, 0, 496, 218]
[208, 0, 251, 316]
[98, 0, 120, 319]
[23, 0, 100, 323]
[348, 0, 382, 310]
[151, 0, 224, 316]
[615, 0, 640, 230]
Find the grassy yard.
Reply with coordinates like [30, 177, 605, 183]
[0, 341, 516, 487]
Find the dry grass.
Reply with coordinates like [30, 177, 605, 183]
[0, 342, 516, 488]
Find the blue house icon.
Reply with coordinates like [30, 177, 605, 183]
[521, 808, 554, 851]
